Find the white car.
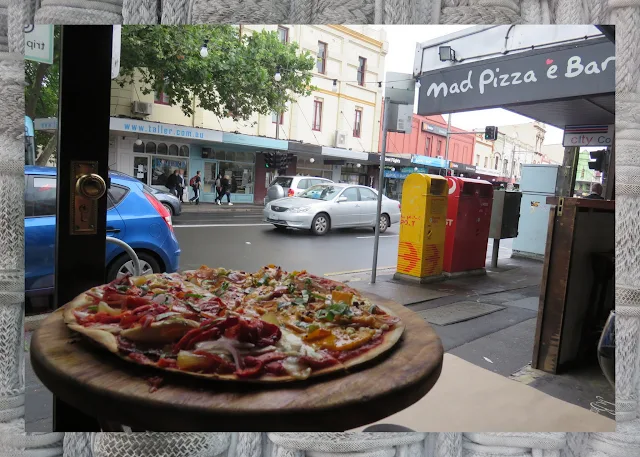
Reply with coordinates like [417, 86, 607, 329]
[263, 183, 401, 236]
[264, 176, 334, 205]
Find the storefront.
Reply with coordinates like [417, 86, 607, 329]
[341, 162, 372, 185]
[296, 157, 333, 179]
[449, 161, 476, 177]
[410, 155, 449, 175]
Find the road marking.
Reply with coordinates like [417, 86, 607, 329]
[356, 235, 399, 239]
[324, 266, 396, 276]
[174, 223, 272, 228]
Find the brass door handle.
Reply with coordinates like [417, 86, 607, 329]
[76, 173, 106, 200]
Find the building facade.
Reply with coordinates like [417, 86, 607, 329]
[108, 25, 388, 204]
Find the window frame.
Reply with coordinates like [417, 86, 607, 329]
[353, 108, 363, 138]
[312, 100, 323, 131]
[357, 57, 367, 86]
[272, 111, 284, 125]
[340, 187, 360, 202]
[277, 26, 289, 44]
[317, 41, 327, 75]
[154, 77, 171, 105]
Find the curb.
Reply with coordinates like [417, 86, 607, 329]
[25, 312, 52, 332]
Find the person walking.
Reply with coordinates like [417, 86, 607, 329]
[215, 174, 223, 205]
[220, 174, 233, 205]
[166, 169, 179, 196]
[176, 169, 186, 202]
[189, 171, 202, 205]
[584, 182, 605, 200]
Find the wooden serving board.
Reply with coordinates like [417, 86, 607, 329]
[31, 294, 443, 431]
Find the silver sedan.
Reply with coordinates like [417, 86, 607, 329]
[263, 183, 401, 236]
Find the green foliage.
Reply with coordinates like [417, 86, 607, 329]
[118, 26, 315, 119]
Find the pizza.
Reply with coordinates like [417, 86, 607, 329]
[63, 265, 405, 383]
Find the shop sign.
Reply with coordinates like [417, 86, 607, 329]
[34, 118, 58, 131]
[421, 122, 449, 137]
[411, 155, 448, 168]
[110, 118, 223, 142]
[563, 124, 613, 147]
[417, 39, 614, 115]
[450, 162, 476, 173]
[384, 170, 411, 179]
[24, 25, 54, 65]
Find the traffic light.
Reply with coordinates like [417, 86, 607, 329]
[275, 153, 292, 171]
[264, 151, 276, 168]
[588, 149, 606, 172]
[484, 126, 498, 141]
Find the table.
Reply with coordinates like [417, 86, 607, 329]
[30, 294, 443, 431]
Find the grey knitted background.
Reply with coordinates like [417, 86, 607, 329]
[0, 0, 638, 455]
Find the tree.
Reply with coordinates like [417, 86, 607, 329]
[118, 26, 315, 119]
[24, 26, 61, 166]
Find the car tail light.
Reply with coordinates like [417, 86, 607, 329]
[144, 191, 173, 232]
[287, 188, 295, 197]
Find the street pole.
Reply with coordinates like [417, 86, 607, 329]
[444, 113, 452, 161]
[371, 97, 390, 284]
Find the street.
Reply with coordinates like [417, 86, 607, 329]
[173, 210, 513, 275]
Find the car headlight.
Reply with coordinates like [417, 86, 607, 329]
[289, 206, 310, 213]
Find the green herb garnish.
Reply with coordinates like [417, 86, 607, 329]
[116, 285, 130, 292]
[316, 302, 353, 322]
[185, 293, 204, 299]
[87, 305, 98, 312]
[288, 283, 296, 294]
[215, 281, 230, 297]
[308, 324, 319, 333]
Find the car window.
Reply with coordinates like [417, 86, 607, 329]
[341, 187, 359, 202]
[31, 176, 57, 217]
[311, 179, 327, 186]
[300, 185, 342, 201]
[359, 187, 378, 201]
[297, 179, 310, 190]
[107, 185, 129, 210]
[271, 177, 293, 188]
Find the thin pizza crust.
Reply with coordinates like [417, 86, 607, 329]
[64, 291, 405, 383]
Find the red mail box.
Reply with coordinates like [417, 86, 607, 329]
[443, 177, 494, 273]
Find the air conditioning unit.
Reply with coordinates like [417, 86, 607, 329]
[131, 101, 153, 116]
[335, 131, 348, 148]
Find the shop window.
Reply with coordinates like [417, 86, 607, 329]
[353, 109, 362, 138]
[151, 157, 188, 187]
[133, 141, 145, 153]
[246, 151, 255, 162]
[277, 26, 289, 43]
[157, 143, 168, 155]
[169, 144, 179, 156]
[145, 142, 157, 154]
[272, 111, 284, 124]
[218, 161, 254, 195]
[179, 145, 189, 157]
[215, 150, 226, 161]
[313, 100, 323, 131]
[235, 151, 246, 162]
[317, 42, 327, 74]
[226, 151, 236, 161]
[357, 57, 366, 86]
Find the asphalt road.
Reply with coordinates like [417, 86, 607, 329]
[173, 214, 513, 276]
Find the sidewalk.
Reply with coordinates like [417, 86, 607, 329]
[179, 202, 263, 213]
[326, 257, 615, 420]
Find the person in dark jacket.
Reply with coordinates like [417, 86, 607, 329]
[220, 174, 233, 205]
[584, 183, 605, 200]
[165, 169, 179, 196]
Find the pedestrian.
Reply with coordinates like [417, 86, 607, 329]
[176, 169, 186, 202]
[166, 169, 179, 196]
[584, 182, 605, 200]
[215, 174, 223, 205]
[220, 174, 233, 205]
[189, 171, 202, 205]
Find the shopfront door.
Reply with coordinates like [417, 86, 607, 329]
[203, 160, 219, 195]
[133, 155, 149, 185]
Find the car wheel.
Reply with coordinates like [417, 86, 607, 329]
[162, 203, 174, 216]
[311, 213, 330, 236]
[379, 214, 390, 233]
[107, 251, 161, 282]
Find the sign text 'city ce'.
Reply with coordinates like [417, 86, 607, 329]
[417, 39, 614, 116]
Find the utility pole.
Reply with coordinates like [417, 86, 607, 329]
[371, 97, 390, 284]
[444, 113, 452, 160]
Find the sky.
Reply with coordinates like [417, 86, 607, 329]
[379, 25, 565, 145]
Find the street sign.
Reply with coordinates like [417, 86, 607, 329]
[563, 124, 613, 147]
[24, 25, 54, 65]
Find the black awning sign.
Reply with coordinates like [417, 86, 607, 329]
[418, 39, 615, 115]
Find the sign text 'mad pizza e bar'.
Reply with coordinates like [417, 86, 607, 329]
[416, 38, 615, 116]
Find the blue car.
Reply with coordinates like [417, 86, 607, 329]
[25, 166, 181, 298]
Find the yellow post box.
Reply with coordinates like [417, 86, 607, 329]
[394, 173, 449, 283]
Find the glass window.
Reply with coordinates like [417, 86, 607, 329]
[297, 179, 310, 190]
[157, 143, 168, 155]
[31, 176, 57, 217]
[226, 151, 236, 161]
[425, 137, 430, 155]
[317, 42, 327, 74]
[151, 157, 188, 187]
[354, 109, 362, 138]
[145, 142, 157, 154]
[359, 187, 377, 201]
[107, 185, 129, 210]
[271, 176, 293, 187]
[340, 187, 359, 202]
[169, 144, 179, 156]
[179, 145, 189, 157]
[357, 57, 366, 86]
[313, 100, 323, 131]
[218, 161, 254, 194]
[272, 111, 283, 124]
[235, 151, 246, 162]
[300, 185, 340, 201]
[215, 150, 225, 161]
[133, 141, 145, 153]
[246, 151, 255, 162]
[278, 26, 288, 43]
